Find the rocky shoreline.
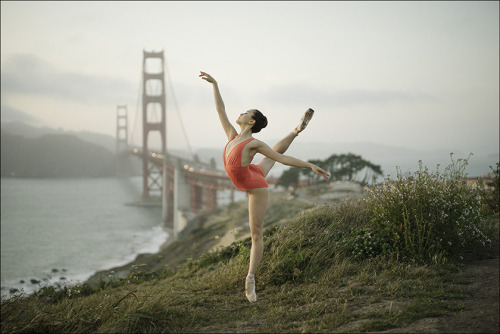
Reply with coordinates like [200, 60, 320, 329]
[2, 267, 72, 297]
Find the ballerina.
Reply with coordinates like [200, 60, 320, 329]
[200, 71, 329, 302]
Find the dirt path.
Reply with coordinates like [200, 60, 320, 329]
[382, 243, 499, 334]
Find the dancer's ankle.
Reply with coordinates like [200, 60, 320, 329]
[247, 273, 255, 279]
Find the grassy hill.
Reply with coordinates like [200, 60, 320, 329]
[1, 158, 498, 333]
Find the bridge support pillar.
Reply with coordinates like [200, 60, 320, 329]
[162, 154, 169, 225]
[141, 50, 167, 201]
[173, 160, 192, 238]
[115, 105, 130, 177]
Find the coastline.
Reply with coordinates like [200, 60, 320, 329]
[1, 225, 170, 300]
[84, 228, 177, 286]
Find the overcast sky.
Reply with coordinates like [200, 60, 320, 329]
[1, 1, 499, 161]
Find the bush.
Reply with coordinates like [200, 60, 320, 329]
[479, 162, 500, 216]
[347, 227, 392, 260]
[364, 154, 491, 262]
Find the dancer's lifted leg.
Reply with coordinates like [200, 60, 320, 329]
[258, 108, 315, 177]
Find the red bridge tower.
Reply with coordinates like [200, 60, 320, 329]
[141, 50, 167, 200]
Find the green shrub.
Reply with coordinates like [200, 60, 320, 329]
[347, 227, 392, 260]
[478, 162, 500, 216]
[364, 154, 491, 262]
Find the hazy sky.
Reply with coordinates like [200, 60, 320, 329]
[1, 1, 499, 157]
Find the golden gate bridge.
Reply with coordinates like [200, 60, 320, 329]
[115, 50, 237, 238]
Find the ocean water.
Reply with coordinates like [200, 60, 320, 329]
[0, 177, 168, 299]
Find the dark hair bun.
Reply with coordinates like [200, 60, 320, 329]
[251, 109, 268, 133]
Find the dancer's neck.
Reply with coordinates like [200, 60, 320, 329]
[237, 127, 253, 139]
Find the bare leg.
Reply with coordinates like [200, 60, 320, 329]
[244, 187, 268, 302]
[247, 187, 268, 274]
[257, 131, 298, 177]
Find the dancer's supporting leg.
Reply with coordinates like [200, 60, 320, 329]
[245, 187, 268, 302]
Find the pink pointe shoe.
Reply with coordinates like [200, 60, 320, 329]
[245, 275, 257, 303]
[295, 108, 314, 134]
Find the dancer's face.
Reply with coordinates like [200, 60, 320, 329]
[237, 110, 257, 125]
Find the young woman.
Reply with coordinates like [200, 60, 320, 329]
[200, 71, 329, 302]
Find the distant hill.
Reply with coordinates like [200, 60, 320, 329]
[1, 132, 116, 178]
[1, 121, 213, 166]
[1, 121, 116, 152]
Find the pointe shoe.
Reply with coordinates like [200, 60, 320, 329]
[295, 108, 314, 134]
[245, 276, 257, 303]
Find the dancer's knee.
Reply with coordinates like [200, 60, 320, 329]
[251, 231, 263, 245]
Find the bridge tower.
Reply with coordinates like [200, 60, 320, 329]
[142, 50, 167, 200]
[115, 105, 129, 176]
[116, 105, 128, 153]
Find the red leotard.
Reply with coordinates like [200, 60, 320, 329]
[223, 135, 269, 190]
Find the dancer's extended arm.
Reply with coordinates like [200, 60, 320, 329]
[200, 71, 237, 140]
[255, 141, 329, 180]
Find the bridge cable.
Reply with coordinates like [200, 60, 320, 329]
[164, 57, 194, 159]
[130, 68, 142, 149]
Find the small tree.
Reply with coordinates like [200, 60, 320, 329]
[325, 153, 382, 185]
[278, 153, 383, 187]
[300, 159, 327, 185]
[277, 167, 301, 190]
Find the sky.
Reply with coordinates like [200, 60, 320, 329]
[1, 1, 499, 171]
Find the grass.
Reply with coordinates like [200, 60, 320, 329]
[1, 245, 480, 333]
[1, 157, 499, 333]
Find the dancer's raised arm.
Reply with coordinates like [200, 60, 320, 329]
[200, 71, 237, 140]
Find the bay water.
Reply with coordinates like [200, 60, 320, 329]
[1, 176, 168, 299]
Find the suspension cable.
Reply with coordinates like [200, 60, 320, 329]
[164, 57, 194, 159]
[130, 68, 142, 149]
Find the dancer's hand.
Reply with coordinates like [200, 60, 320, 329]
[199, 71, 216, 84]
[311, 165, 330, 180]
